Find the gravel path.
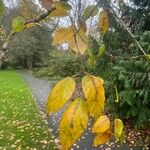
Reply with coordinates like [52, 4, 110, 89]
[20, 71, 141, 150]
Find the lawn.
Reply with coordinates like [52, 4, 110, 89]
[0, 71, 56, 150]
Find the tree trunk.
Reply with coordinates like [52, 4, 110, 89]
[27, 56, 32, 70]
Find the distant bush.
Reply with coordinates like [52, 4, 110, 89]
[32, 50, 91, 79]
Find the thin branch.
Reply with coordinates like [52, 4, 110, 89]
[107, 1, 147, 56]
[3, 7, 56, 50]
[73, 1, 101, 37]
[24, 7, 56, 25]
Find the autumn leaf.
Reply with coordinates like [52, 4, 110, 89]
[52, 27, 74, 45]
[68, 30, 89, 55]
[82, 75, 105, 120]
[92, 115, 110, 133]
[93, 128, 112, 146]
[114, 118, 124, 140]
[52, 26, 88, 55]
[12, 17, 25, 33]
[0, 0, 5, 16]
[60, 99, 89, 150]
[99, 11, 109, 34]
[46, 77, 76, 114]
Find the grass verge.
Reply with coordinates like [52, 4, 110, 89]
[0, 71, 56, 150]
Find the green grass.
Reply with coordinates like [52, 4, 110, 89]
[0, 71, 56, 150]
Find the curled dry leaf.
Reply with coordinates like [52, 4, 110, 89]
[99, 11, 109, 34]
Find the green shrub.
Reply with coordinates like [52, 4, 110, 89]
[32, 50, 90, 79]
[107, 59, 150, 129]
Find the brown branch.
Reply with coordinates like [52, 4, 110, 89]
[2, 7, 56, 50]
[24, 7, 56, 25]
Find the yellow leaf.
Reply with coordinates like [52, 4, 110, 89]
[99, 11, 109, 34]
[49, 1, 71, 17]
[46, 77, 75, 114]
[92, 115, 110, 133]
[82, 75, 105, 120]
[60, 99, 89, 150]
[12, 17, 25, 33]
[52, 27, 74, 45]
[114, 118, 124, 140]
[68, 31, 89, 55]
[53, 27, 88, 55]
[93, 128, 112, 146]
[146, 54, 150, 61]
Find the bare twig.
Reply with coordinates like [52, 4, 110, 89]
[24, 7, 56, 25]
[106, 1, 147, 56]
[3, 7, 56, 50]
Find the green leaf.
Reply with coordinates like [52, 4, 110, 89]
[49, 1, 72, 17]
[146, 54, 150, 61]
[12, 17, 25, 33]
[0, 0, 5, 16]
[98, 44, 106, 58]
[114, 119, 124, 140]
[82, 5, 99, 21]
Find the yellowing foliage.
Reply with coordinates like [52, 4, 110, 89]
[114, 119, 124, 140]
[99, 11, 109, 34]
[93, 128, 112, 146]
[92, 115, 110, 133]
[82, 75, 105, 120]
[60, 99, 89, 150]
[68, 31, 89, 55]
[46, 77, 75, 114]
[52, 27, 74, 45]
[12, 17, 25, 33]
[53, 27, 88, 55]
